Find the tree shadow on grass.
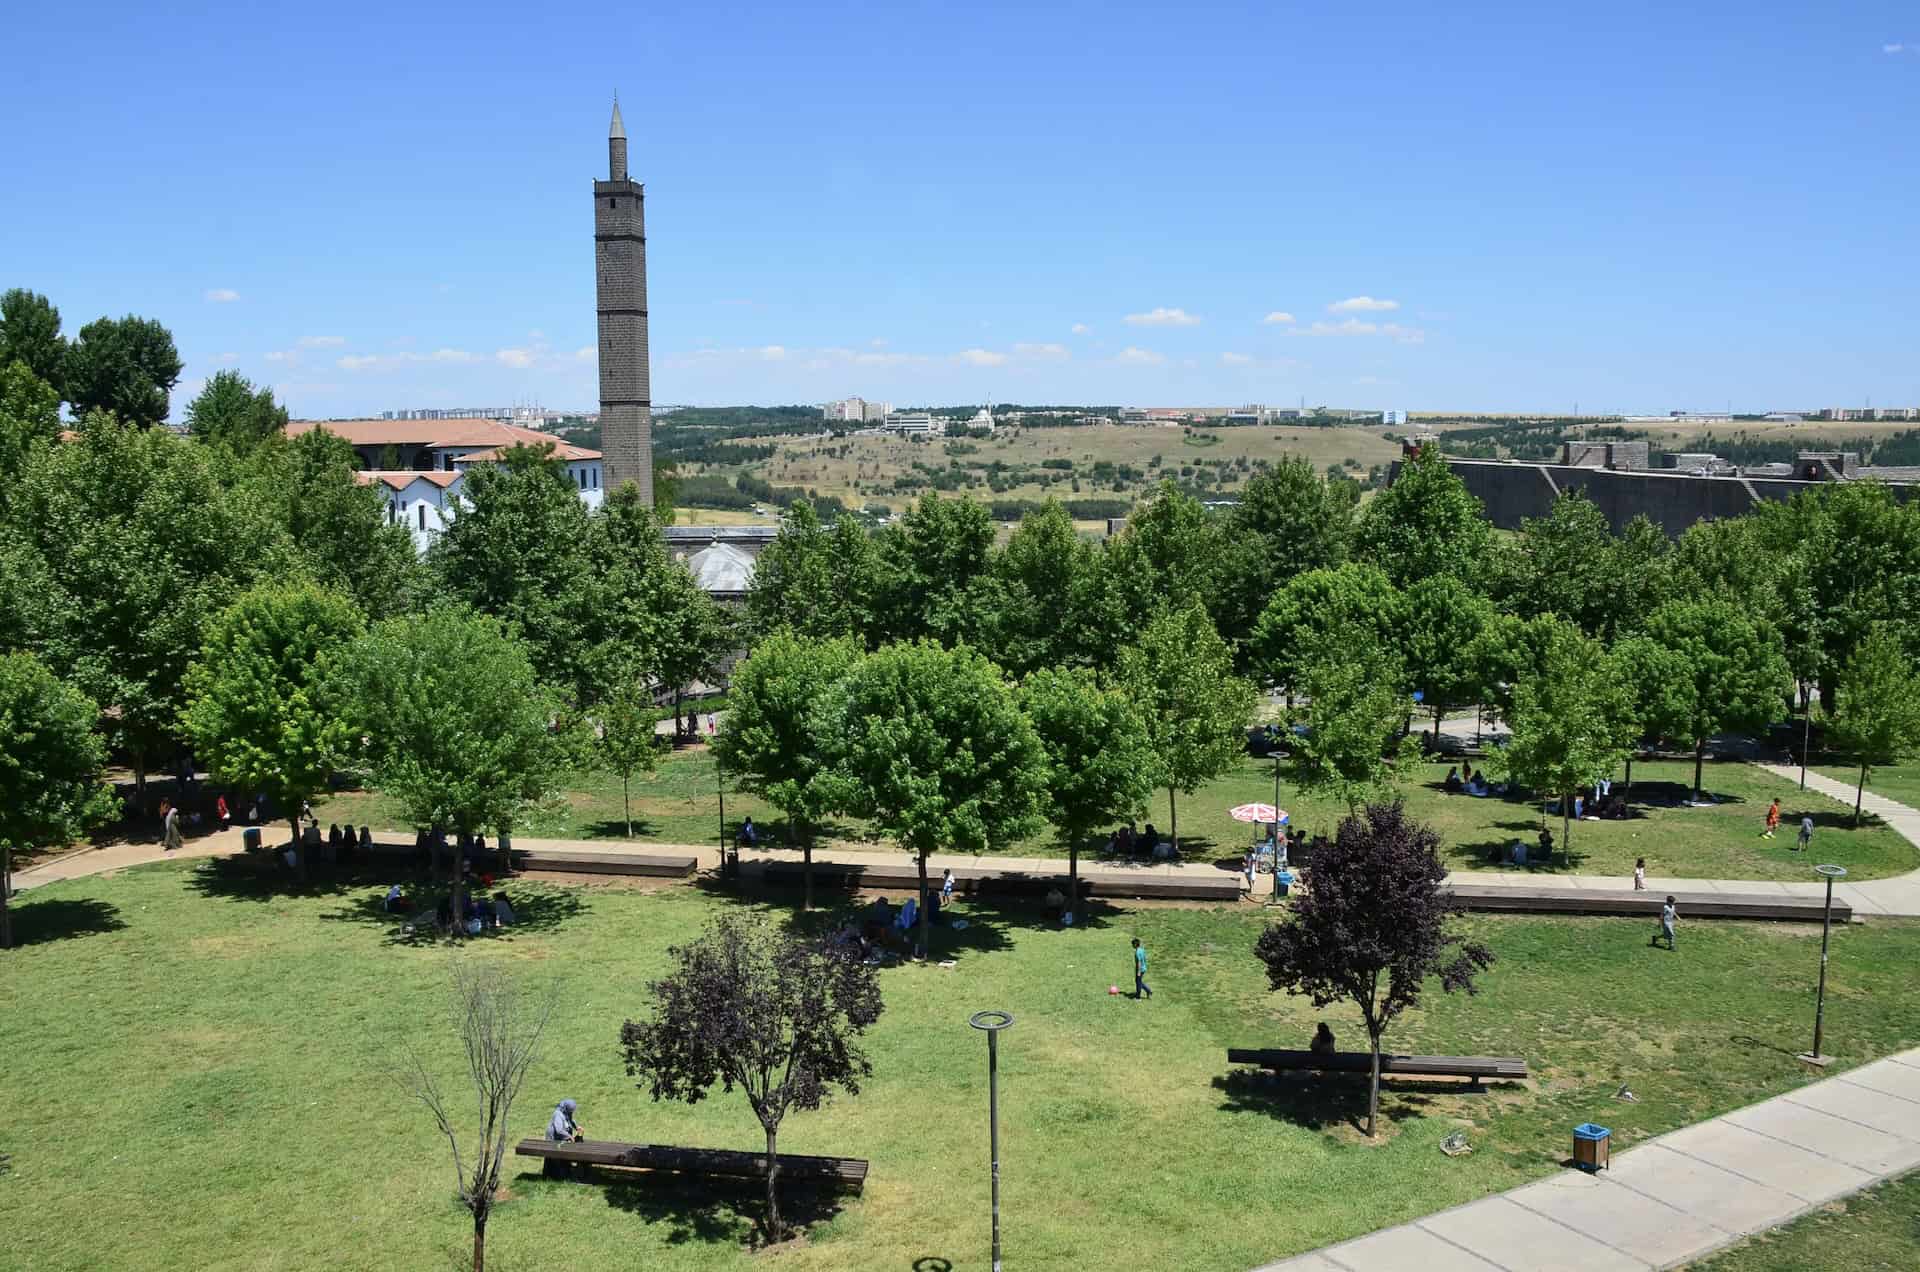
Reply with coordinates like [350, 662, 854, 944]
[576, 816, 666, 840]
[317, 881, 590, 947]
[517, 1166, 847, 1248]
[3, 897, 126, 946]
[1211, 1069, 1451, 1137]
[185, 852, 385, 905]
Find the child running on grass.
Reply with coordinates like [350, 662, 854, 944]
[1131, 937, 1152, 999]
[1763, 798, 1781, 839]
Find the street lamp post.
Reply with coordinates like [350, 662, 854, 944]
[1799, 864, 1848, 1066]
[970, 1010, 1014, 1272]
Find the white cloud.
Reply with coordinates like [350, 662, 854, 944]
[870, 337, 888, 348]
[495, 348, 536, 369]
[296, 335, 345, 348]
[757, 345, 787, 361]
[1328, 295, 1399, 313]
[1220, 352, 1256, 366]
[1011, 342, 1070, 360]
[1115, 346, 1166, 365]
[1299, 319, 1425, 344]
[264, 350, 296, 364]
[336, 348, 478, 372]
[573, 346, 594, 362]
[1383, 323, 1425, 344]
[1123, 307, 1201, 327]
[1070, 322, 1090, 335]
[1886, 43, 1906, 53]
[204, 288, 240, 303]
[957, 348, 1009, 367]
[208, 352, 239, 365]
[1261, 311, 1296, 325]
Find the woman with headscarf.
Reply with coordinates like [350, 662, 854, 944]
[543, 1098, 583, 1178]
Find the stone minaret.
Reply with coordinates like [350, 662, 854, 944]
[595, 98, 653, 503]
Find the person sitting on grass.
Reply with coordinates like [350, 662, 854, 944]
[1310, 1022, 1336, 1055]
[1044, 884, 1066, 920]
[1443, 766, 1462, 793]
[739, 816, 759, 848]
[383, 884, 409, 913]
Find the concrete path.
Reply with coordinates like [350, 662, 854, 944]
[1257, 1049, 1920, 1272]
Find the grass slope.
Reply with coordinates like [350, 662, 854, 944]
[2, 862, 1918, 1270]
[1688, 1168, 1920, 1270]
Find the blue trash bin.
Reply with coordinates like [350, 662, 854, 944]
[1573, 1123, 1611, 1172]
[1274, 869, 1294, 897]
[242, 826, 262, 851]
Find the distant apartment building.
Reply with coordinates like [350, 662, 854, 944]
[823, 397, 892, 424]
[1381, 409, 1408, 426]
[880, 412, 944, 436]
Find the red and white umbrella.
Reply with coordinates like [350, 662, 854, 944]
[1229, 803, 1287, 824]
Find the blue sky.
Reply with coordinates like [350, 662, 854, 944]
[4, 2, 1917, 417]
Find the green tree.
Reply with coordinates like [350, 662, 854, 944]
[11, 414, 289, 792]
[253, 427, 424, 618]
[1213, 458, 1354, 657]
[1487, 626, 1638, 855]
[580, 486, 678, 699]
[1105, 481, 1223, 616]
[181, 582, 365, 879]
[1250, 563, 1405, 701]
[818, 641, 1047, 958]
[1019, 666, 1163, 921]
[743, 498, 873, 644]
[1118, 601, 1258, 851]
[1401, 574, 1494, 742]
[652, 564, 735, 739]
[1467, 611, 1578, 719]
[868, 493, 995, 645]
[0, 362, 61, 496]
[0, 653, 115, 949]
[339, 608, 571, 920]
[430, 444, 599, 700]
[976, 500, 1098, 675]
[1827, 625, 1920, 825]
[1352, 446, 1491, 589]
[1610, 633, 1694, 793]
[63, 315, 182, 428]
[597, 680, 662, 837]
[184, 370, 289, 454]
[712, 632, 863, 910]
[1288, 641, 1415, 812]
[1641, 597, 1793, 802]
[0, 289, 68, 392]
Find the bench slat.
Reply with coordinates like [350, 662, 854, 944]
[1227, 1048, 1527, 1079]
[515, 1139, 868, 1187]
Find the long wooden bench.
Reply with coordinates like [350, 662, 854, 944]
[509, 849, 698, 880]
[1227, 1048, 1528, 1090]
[756, 859, 1241, 902]
[514, 1138, 868, 1191]
[1445, 885, 1850, 923]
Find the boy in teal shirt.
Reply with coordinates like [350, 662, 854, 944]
[1131, 937, 1152, 999]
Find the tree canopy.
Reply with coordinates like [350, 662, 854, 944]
[186, 371, 290, 454]
[1639, 597, 1793, 800]
[64, 314, 182, 428]
[0, 651, 114, 949]
[1827, 624, 1920, 825]
[1352, 446, 1490, 588]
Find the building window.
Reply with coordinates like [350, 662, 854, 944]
[610, 198, 618, 208]
[592, 468, 598, 489]
[418, 504, 426, 532]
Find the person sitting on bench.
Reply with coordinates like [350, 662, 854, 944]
[1043, 884, 1066, 920]
[1310, 1022, 1336, 1055]
[739, 816, 759, 848]
[544, 1098, 583, 1178]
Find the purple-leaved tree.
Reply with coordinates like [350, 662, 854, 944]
[619, 914, 883, 1243]
[1254, 800, 1495, 1137]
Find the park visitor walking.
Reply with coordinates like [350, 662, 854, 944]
[1763, 798, 1780, 839]
[1633, 857, 1646, 891]
[1131, 937, 1152, 999]
[1796, 815, 1813, 852]
[161, 800, 183, 853]
[1653, 895, 1678, 950]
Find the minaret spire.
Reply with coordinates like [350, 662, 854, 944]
[609, 95, 628, 181]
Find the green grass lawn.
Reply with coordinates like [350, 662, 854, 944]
[1690, 1168, 1920, 1270]
[320, 750, 1919, 883]
[3, 860, 1919, 1270]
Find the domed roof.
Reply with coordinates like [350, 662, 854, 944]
[686, 541, 755, 594]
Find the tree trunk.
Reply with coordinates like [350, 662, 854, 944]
[915, 849, 929, 961]
[763, 1125, 783, 1243]
[1, 840, 12, 951]
[291, 816, 307, 884]
[802, 827, 814, 914]
[1857, 762, 1868, 828]
[134, 749, 147, 804]
[1167, 788, 1177, 858]
[472, 1210, 486, 1272]
[1624, 752, 1634, 796]
[1068, 836, 1079, 925]
[1431, 705, 1444, 745]
[673, 688, 684, 740]
[1367, 1029, 1382, 1139]
[453, 848, 469, 936]
[1692, 737, 1705, 804]
[622, 772, 632, 838]
[1561, 792, 1571, 861]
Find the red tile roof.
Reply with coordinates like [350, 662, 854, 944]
[287, 417, 567, 449]
[352, 470, 463, 491]
[457, 442, 602, 462]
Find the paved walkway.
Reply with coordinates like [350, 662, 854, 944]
[14, 765, 1920, 917]
[1257, 1048, 1920, 1272]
